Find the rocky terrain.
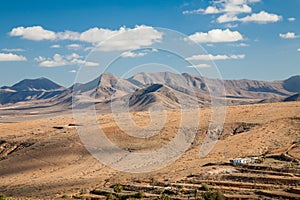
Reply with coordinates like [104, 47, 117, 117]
[0, 101, 299, 199]
[0, 72, 300, 199]
[0, 72, 299, 112]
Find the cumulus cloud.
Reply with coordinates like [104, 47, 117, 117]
[182, 8, 204, 15]
[1, 48, 25, 52]
[0, 53, 27, 61]
[186, 54, 245, 61]
[187, 64, 211, 68]
[288, 17, 296, 22]
[297, 48, 300, 52]
[217, 11, 282, 23]
[9, 26, 56, 41]
[186, 29, 243, 43]
[9, 25, 163, 51]
[38, 54, 68, 67]
[56, 30, 80, 40]
[184, 0, 281, 25]
[66, 43, 82, 50]
[95, 26, 163, 51]
[71, 59, 99, 67]
[69, 70, 77, 73]
[183, 0, 257, 15]
[50, 44, 61, 49]
[35, 53, 99, 67]
[223, 4, 252, 14]
[279, 32, 300, 39]
[225, 23, 238, 28]
[239, 11, 281, 23]
[121, 51, 147, 58]
[239, 43, 248, 47]
[217, 14, 239, 23]
[34, 56, 46, 62]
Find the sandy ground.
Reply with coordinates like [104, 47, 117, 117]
[0, 101, 300, 198]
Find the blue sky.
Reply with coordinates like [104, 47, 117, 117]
[0, 0, 299, 87]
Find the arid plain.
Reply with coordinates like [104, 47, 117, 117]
[1, 101, 300, 199]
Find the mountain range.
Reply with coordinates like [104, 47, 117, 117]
[1, 72, 299, 111]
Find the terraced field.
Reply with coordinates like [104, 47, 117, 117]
[78, 157, 300, 199]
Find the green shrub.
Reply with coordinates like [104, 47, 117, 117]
[0, 194, 15, 200]
[201, 191, 225, 200]
[133, 191, 145, 198]
[160, 193, 170, 200]
[106, 193, 116, 200]
[91, 189, 111, 196]
[72, 195, 85, 199]
[61, 194, 69, 199]
[117, 192, 145, 200]
[162, 188, 178, 195]
[113, 183, 123, 193]
[201, 183, 211, 191]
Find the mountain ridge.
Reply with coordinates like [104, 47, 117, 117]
[1, 72, 300, 111]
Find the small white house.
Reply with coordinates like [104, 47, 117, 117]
[232, 157, 261, 165]
[232, 158, 252, 165]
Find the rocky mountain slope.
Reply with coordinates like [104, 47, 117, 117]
[0, 78, 65, 105]
[1, 72, 299, 111]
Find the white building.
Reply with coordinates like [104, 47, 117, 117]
[232, 157, 260, 165]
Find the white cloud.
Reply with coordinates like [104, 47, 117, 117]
[121, 51, 147, 58]
[66, 43, 82, 50]
[217, 14, 239, 23]
[56, 30, 80, 40]
[34, 56, 46, 62]
[228, 43, 249, 47]
[234, 43, 249, 47]
[186, 29, 243, 43]
[95, 25, 163, 51]
[184, 1, 281, 25]
[217, 11, 282, 23]
[187, 64, 211, 68]
[183, 0, 257, 15]
[71, 59, 99, 67]
[66, 53, 82, 60]
[186, 54, 245, 61]
[1, 48, 25, 52]
[288, 17, 296, 22]
[225, 23, 238, 28]
[0, 53, 27, 61]
[239, 11, 282, 23]
[9, 25, 163, 51]
[50, 44, 61, 49]
[35, 53, 99, 67]
[182, 8, 204, 15]
[69, 70, 77, 73]
[279, 32, 300, 39]
[9, 26, 56, 41]
[84, 46, 94, 51]
[223, 3, 252, 14]
[38, 54, 68, 67]
[204, 6, 221, 14]
[120, 48, 157, 58]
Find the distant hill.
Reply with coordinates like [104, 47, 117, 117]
[0, 78, 65, 105]
[283, 75, 300, 93]
[128, 84, 180, 111]
[284, 93, 300, 102]
[1, 77, 64, 92]
[1, 72, 300, 111]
